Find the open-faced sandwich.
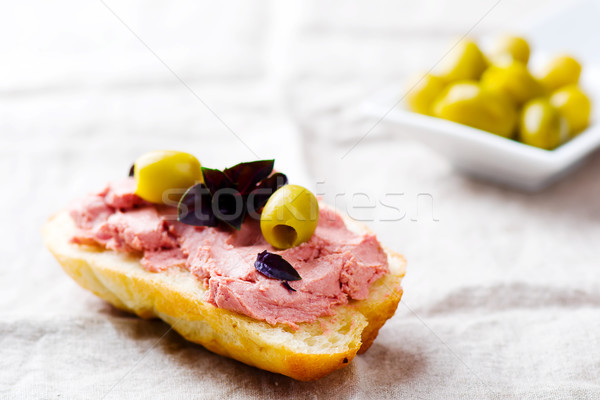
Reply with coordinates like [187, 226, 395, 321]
[43, 151, 406, 381]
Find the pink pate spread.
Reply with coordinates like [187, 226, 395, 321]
[69, 178, 389, 327]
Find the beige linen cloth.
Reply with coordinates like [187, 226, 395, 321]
[2, 1, 600, 398]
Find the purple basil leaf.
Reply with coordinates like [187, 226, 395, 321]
[223, 160, 274, 195]
[281, 281, 297, 292]
[202, 167, 236, 194]
[128, 164, 135, 177]
[254, 250, 301, 282]
[202, 167, 246, 230]
[249, 172, 288, 213]
[177, 183, 218, 227]
[181, 161, 283, 229]
[213, 192, 246, 230]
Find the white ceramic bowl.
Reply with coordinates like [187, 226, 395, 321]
[362, 67, 600, 191]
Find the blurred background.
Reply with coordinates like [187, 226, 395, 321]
[3, 0, 600, 398]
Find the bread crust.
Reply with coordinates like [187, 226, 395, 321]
[43, 211, 405, 381]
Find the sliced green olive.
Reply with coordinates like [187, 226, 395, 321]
[432, 81, 517, 138]
[490, 35, 531, 65]
[480, 60, 545, 105]
[518, 99, 569, 150]
[260, 185, 319, 250]
[405, 73, 446, 115]
[539, 55, 582, 92]
[436, 39, 488, 82]
[550, 85, 592, 136]
[134, 150, 202, 204]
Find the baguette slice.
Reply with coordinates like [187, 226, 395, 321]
[43, 210, 406, 381]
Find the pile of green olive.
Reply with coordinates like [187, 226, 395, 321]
[132, 150, 319, 250]
[406, 36, 592, 150]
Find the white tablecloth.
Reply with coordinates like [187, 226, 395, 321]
[2, 1, 600, 398]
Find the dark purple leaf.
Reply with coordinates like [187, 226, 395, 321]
[178, 161, 284, 230]
[213, 192, 246, 230]
[249, 172, 288, 213]
[254, 250, 301, 282]
[202, 168, 245, 230]
[223, 160, 274, 195]
[128, 164, 135, 177]
[177, 183, 218, 227]
[281, 281, 297, 292]
[202, 167, 236, 194]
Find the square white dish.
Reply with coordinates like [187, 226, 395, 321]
[361, 67, 600, 191]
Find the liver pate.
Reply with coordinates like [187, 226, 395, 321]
[69, 178, 389, 327]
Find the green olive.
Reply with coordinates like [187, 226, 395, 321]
[490, 35, 531, 65]
[405, 73, 446, 115]
[437, 39, 488, 82]
[518, 99, 569, 150]
[134, 150, 202, 204]
[539, 55, 582, 92]
[550, 85, 592, 136]
[480, 60, 545, 105]
[432, 81, 517, 138]
[260, 185, 319, 249]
